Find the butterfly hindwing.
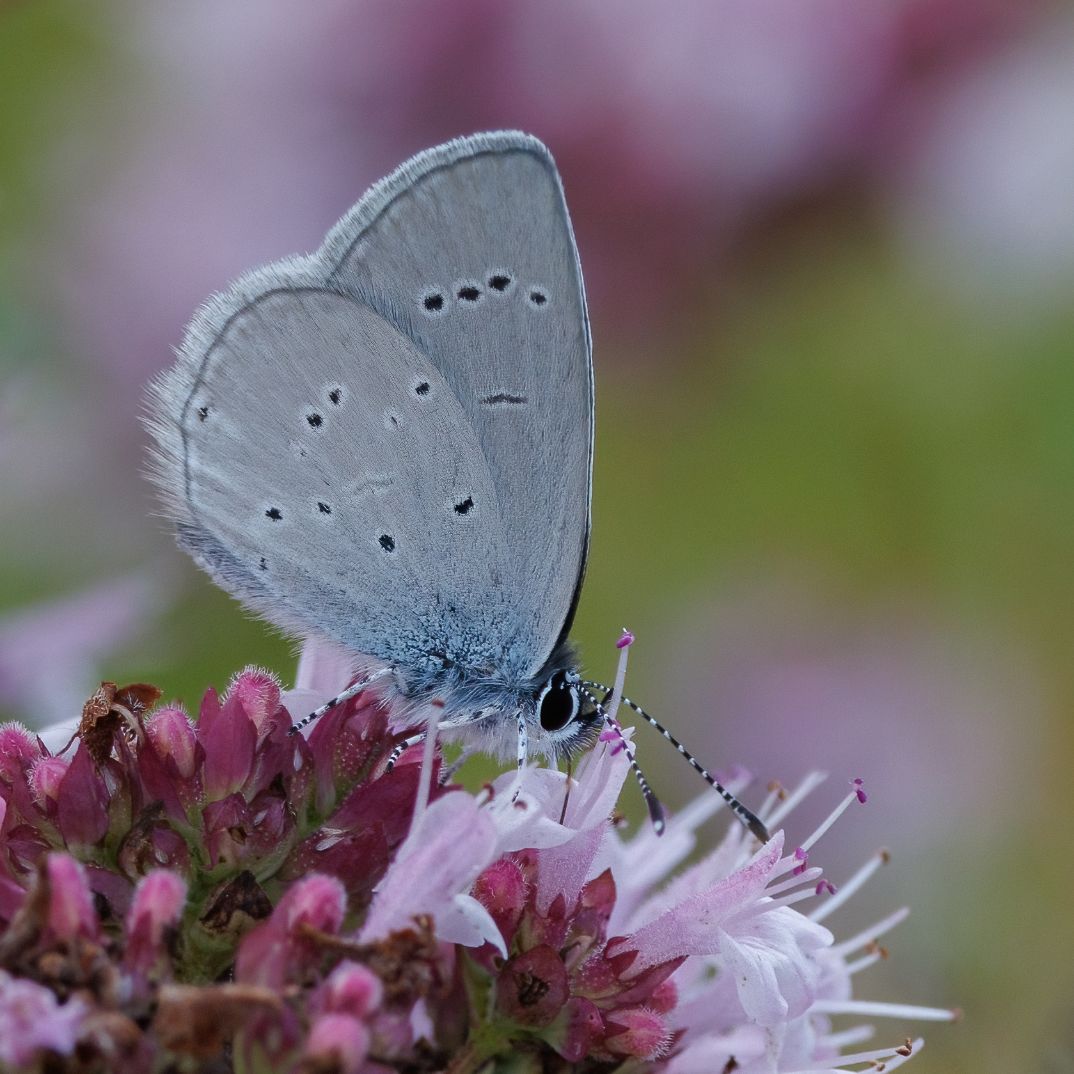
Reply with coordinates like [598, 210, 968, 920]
[151, 286, 519, 677]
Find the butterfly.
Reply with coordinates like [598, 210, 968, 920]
[146, 131, 767, 841]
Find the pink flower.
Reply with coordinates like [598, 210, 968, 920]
[145, 705, 199, 781]
[360, 791, 504, 955]
[314, 960, 383, 1020]
[0, 970, 87, 1066]
[236, 873, 347, 989]
[0, 659, 952, 1072]
[124, 869, 187, 978]
[45, 853, 99, 944]
[305, 1012, 369, 1074]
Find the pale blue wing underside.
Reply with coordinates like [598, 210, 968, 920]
[147, 132, 592, 683]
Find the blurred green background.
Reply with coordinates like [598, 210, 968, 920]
[2, 2, 1072, 1071]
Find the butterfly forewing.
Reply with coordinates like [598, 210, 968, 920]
[324, 133, 593, 676]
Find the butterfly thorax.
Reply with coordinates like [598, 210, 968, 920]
[389, 638, 601, 763]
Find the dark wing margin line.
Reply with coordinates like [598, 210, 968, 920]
[177, 285, 352, 509]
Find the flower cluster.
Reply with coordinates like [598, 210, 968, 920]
[0, 655, 954, 1073]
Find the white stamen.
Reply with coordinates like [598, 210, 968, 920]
[811, 848, 890, 922]
[799, 790, 859, 853]
[765, 866, 824, 897]
[812, 1000, 955, 1021]
[845, 951, 884, 976]
[820, 1025, 876, 1050]
[764, 770, 828, 830]
[784, 1037, 921, 1071]
[765, 888, 823, 912]
[833, 906, 910, 957]
[407, 703, 442, 841]
[605, 635, 631, 724]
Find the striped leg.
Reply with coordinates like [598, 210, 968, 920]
[288, 666, 393, 735]
[439, 744, 478, 785]
[385, 731, 426, 773]
[579, 687, 666, 834]
[509, 710, 529, 801]
[583, 680, 769, 842]
[385, 708, 492, 776]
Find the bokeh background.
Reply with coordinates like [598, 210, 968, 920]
[2, 2, 1072, 1070]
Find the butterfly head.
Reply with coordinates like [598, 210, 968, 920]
[532, 668, 602, 757]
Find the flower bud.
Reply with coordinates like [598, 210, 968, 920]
[603, 1006, 670, 1059]
[29, 756, 69, 808]
[0, 970, 87, 1066]
[496, 945, 569, 1028]
[473, 858, 527, 946]
[147, 706, 198, 779]
[0, 722, 41, 782]
[226, 667, 281, 734]
[45, 854, 99, 943]
[282, 874, 347, 937]
[124, 870, 187, 976]
[305, 1012, 369, 1074]
[320, 960, 383, 1019]
[548, 996, 604, 1063]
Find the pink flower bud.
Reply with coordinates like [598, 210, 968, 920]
[321, 960, 383, 1019]
[124, 870, 187, 976]
[305, 1012, 369, 1074]
[200, 700, 256, 802]
[28, 756, 69, 808]
[281, 874, 347, 937]
[147, 706, 198, 779]
[0, 722, 41, 782]
[473, 859, 527, 946]
[496, 945, 569, 1028]
[603, 1006, 670, 1059]
[548, 996, 604, 1063]
[55, 747, 109, 847]
[45, 854, 99, 943]
[226, 667, 282, 733]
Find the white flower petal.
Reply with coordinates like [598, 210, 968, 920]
[436, 894, 507, 957]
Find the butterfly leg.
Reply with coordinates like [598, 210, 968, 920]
[385, 731, 426, 773]
[439, 744, 478, 785]
[384, 707, 493, 777]
[510, 710, 529, 802]
[288, 666, 393, 735]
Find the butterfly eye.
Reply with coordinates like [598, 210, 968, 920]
[538, 673, 580, 732]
